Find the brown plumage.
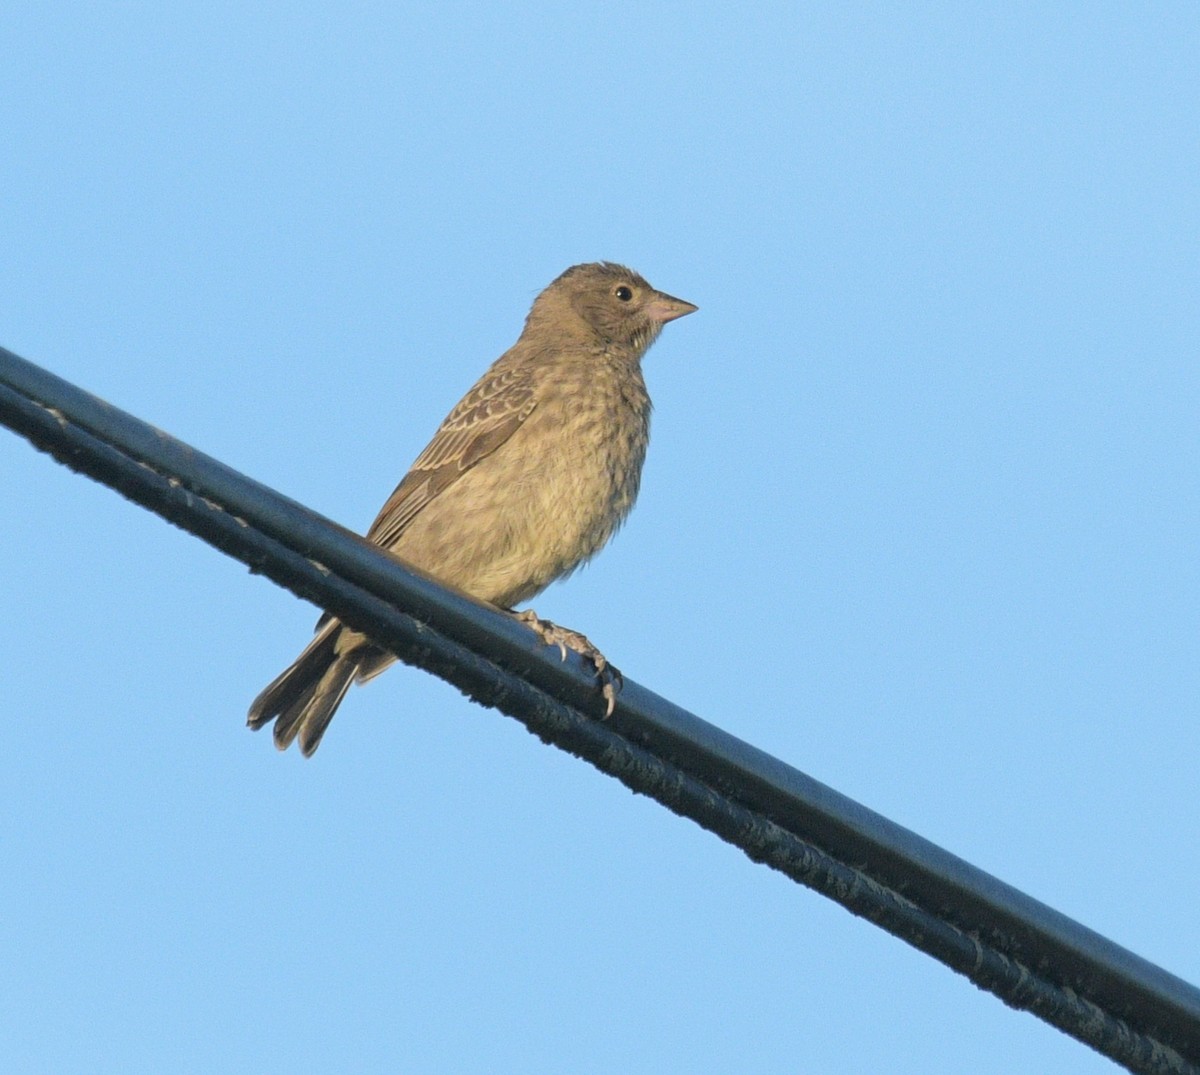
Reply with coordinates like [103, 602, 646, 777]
[247, 262, 696, 755]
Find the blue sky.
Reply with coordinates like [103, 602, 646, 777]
[2, 4, 1197, 1072]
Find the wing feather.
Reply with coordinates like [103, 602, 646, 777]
[365, 365, 537, 550]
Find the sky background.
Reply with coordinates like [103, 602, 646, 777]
[2, 4, 1197, 1072]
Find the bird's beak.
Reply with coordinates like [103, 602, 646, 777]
[646, 292, 699, 324]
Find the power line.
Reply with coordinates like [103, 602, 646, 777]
[2, 343, 1198, 1074]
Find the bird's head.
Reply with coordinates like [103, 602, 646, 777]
[528, 262, 697, 358]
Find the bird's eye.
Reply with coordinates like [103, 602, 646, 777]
[615, 285, 633, 302]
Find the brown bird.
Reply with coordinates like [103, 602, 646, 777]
[248, 262, 696, 755]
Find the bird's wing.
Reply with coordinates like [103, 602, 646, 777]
[365, 364, 538, 550]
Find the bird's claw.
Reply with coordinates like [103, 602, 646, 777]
[514, 609, 623, 717]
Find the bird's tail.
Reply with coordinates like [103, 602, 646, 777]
[247, 619, 360, 756]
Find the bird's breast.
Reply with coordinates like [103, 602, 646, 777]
[520, 361, 651, 566]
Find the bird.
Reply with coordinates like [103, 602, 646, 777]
[247, 261, 697, 755]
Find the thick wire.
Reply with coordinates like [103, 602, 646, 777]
[2, 344, 1198, 1074]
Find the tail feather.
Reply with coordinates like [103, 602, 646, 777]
[271, 660, 358, 755]
[248, 620, 360, 756]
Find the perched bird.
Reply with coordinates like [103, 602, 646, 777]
[248, 262, 697, 755]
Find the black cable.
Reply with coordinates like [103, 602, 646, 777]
[2, 344, 1197, 1074]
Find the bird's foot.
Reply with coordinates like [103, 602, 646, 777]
[513, 609, 623, 717]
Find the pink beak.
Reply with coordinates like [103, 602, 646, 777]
[646, 292, 699, 324]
